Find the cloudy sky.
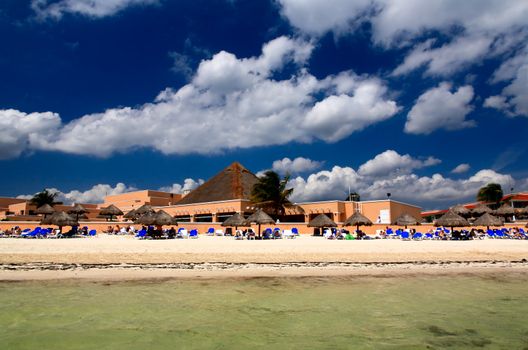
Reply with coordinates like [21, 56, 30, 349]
[1, 0, 527, 209]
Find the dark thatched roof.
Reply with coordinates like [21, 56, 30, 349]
[135, 211, 156, 225]
[434, 210, 469, 227]
[307, 214, 337, 228]
[471, 203, 493, 215]
[36, 204, 55, 215]
[473, 213, 503, 227]
[393, 213, 420, 226]
[68, 203, 87, 214]
[41, 211, 78, 227]
[343, 212, 373, 227]
[176, 162, 259, 205]
[123, 209, 137, 219]
[496, 203, 515, 216]
[135, 204, 155, 215]
[99, 204, 124, 216]
[244, 209, 275, 225]
[135, 210, 178, 226]
[221, 212, 249, 227]
[450, 204, 471, 216]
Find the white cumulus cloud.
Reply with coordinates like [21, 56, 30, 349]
[1, 36, 399, 159]
[271, 157, 323, 175]
[31, 0, 158, 19]
[18, 183, 136, 205]
[404, 83, 475, 135]
[451, 163, 470, 174]
[0, 109, 61, 160]
[358, 150, 440, 177]
[159, 178, 204, 194]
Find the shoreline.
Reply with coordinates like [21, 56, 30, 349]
[1, 260, 527, 281]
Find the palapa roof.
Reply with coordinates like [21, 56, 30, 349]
[135, 211, 156, 225]
[221, 212, 249, 227]
[307, 214, 337, 228]
[135, 204, 155, 215]
[450, 204, 471, 216]
[343, 212, 373, 227]
[99, 204, 124, 216]
[41, 211, 78, 226]
[434, 210, 469, 227]
[123, 209, 137, 219]
[496, 203, 515, 215]
[393, 213, 420, 226]
[68, 203, 87, 214]
[176, 162, 259, 205]
[36, 204, 55, 215]
[244, 209, 275, 225]
[471, 203, 493, 215]
[473, 213, 503, 227]
[136, 210, 178, 226]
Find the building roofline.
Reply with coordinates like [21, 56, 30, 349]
[161, 198, 251, 209]
[294, 198, 421, 209]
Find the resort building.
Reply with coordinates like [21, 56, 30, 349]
[0, 162, 422, 225]
[421, 192, 528, 221]
[104, 162, 422, 225]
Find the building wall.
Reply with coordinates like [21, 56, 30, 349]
[0, 197, 27, 211]
[104, 190, 182, 212]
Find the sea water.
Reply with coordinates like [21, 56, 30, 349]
[1, 273, 527, 349]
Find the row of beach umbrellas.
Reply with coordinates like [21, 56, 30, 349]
[450, 203, 527, 217]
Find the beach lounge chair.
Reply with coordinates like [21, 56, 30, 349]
[424, 233, 433, 240]
[89, 229, 97, 236]
[400, 231, 410, 240]
[283, 229, 295, 239]
[412, 232, 423, 240]
[189, 229, 198, 238]
[206, 227, 215, 236]
[136, 229, 147, 239]
[178, 228, 189, 238]
[487, 230, 496, 239]
[215, 229, 224, 236]
[22, 227, 41, 238]
[292, 228, 299, 236]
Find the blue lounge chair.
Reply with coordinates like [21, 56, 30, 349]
[206, 227, 214, 236]
[136, 229, 147, 239]
[292, 228, 299, 235]
[189, 229, 198, 238]
[89, 229, 97, 236]
[412, 232, 423, 240]
[400, 231, 410, 240]
[487, 230, 496, 239]
[424, 233, 433, 240]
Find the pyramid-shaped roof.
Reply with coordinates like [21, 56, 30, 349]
[176, 162, 259, 205]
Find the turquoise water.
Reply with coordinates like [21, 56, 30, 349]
[1, 274, 528, 349]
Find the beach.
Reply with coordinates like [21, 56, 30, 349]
[1, 235, 528, 280]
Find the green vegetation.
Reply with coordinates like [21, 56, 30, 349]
[477, 183, 503, 204]
[29, 189, 61, 207]
[250, 170, 298, 218]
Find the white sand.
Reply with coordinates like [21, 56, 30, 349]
[1, 234, 528, 264]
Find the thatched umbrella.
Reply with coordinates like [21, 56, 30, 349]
[450, 204, 471, 217]
[434, 209, 469, 232]
[244, 209, 275, 238]
[392, 213, 420, 229]
[343, 212, 373, 232]
[41, 211, 78, 234]
[68, 203, 87, 221]
[99, 204, 124, 221]
[496, 203, 515, 219]
[152, 210, 178, 226]
[471, 203, 493, 216]
[307, 214, 337, 236]
[78, 213, 89, 221]
[36, 204, 55, 218]
[123, 209, 137, 220]
[473, 213, 503, 231]
[135, 204, 155, 216]
[134, 211, 157, 226]
[222, 213, 249, 231]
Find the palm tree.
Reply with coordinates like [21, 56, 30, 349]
[29, 189, 61, 208]
[250, 171, 300, 219]
[477, 183, 503, 204]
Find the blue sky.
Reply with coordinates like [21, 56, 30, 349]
[1, 0, 527, 210]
